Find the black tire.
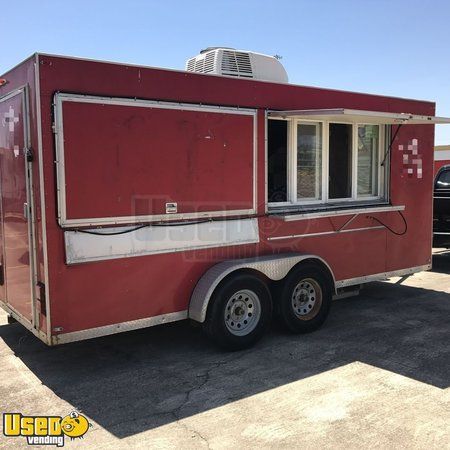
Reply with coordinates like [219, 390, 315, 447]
[203, 273, 272, 351]
[278, 264, 332, 334]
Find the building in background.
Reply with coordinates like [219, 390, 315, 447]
[435, 145, 450, 173]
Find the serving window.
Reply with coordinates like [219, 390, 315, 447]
[268, 117, 388, 210]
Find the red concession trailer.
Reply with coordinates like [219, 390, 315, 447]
[1, 50, 449, 349]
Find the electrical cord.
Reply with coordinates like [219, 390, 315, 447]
[73, 224, 149, 236]
[366, 210, 408, 236]
[65, 214, 270, 236]
[381, 123, 403, 167]
[66, 210, 408, 237]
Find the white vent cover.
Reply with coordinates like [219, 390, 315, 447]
[185, 48, 288, 83]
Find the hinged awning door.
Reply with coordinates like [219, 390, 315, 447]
[267, 108, 450, 125]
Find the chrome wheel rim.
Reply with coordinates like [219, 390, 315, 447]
[291, 278, 322, 320]
[224, 289, 261, 336]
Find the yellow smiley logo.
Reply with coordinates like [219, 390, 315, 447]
[60, 411, 91, 439]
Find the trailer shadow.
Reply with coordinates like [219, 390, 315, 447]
[0, 279, 449, 439]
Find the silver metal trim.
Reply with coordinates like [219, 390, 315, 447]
[268, 108, 450, 124]
[278, 204, 405, 222]
[22, 86, 39, 329]
[189, 253, 336, 323]
[335, 264, 431, 288]
[53, 93, 258, 228]
[267, 225, 385, 241]
[56, 92, 258, 114]
[264, 110, 268, 214]
[0, 87, 24, 102]
[35, 54, 52, 341]
[52, 310, 188, 345]
[253, 112, 258, 215]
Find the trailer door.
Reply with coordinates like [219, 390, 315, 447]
[0, 89, 35, 324]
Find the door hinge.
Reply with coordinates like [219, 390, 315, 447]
[23, 203, 29, 220]
[37, 281, 46, 315]
[0, 263, 4, 286]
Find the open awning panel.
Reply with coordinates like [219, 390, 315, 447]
[268, 108, 450, 125]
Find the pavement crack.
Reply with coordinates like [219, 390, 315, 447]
[170, 359, 228, 448]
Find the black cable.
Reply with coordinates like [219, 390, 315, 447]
[66, 214, 270, 236]
[366, 210, 408, 236]
[381, 123, 403, 167]
[73, 224, 149, 236]
[68, 209, 408, 237]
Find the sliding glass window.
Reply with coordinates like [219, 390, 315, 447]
[297, 122, 322, 201]
[328, 123, 353, 199]
[267, 118, 386, 209]
[357, 124, 379, 197]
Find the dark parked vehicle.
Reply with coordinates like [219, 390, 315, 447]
[433, 165, 450, 248]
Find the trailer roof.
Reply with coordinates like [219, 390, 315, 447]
[0, 52, 436, 106]
[41, 53, 436, 105]
[268, 108, 450, 124]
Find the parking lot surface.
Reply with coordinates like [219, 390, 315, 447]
[1, 251, 449, 449]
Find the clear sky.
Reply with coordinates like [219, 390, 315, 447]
[2, 0, 449, 144]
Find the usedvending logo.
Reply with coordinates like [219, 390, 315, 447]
[3, 411, 92, 446]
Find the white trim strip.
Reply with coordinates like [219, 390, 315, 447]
[54, 93, 258, 228]
[277, 204, 405, 222]
[64, 218, 260, 264]
[52, 310, 188, 345]
[267, 225, 385, 241]
[335, 264, 431, 288]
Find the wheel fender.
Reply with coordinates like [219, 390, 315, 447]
[188, 253, 336, 323]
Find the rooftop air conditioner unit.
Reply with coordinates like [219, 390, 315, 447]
[185, 47, 288, 83]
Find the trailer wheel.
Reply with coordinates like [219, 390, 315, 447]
[278, 264, 332, 334]
[203, 273, 272, 351]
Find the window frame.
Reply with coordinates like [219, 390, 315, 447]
[267, 117, 388, 210]
[356, 122, 386, 201]
[290, 119, 327, 205]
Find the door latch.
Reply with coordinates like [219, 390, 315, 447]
[25, 147, 34, 162]
[37, 281, 46, 315]
[23, 202, 29, 220]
